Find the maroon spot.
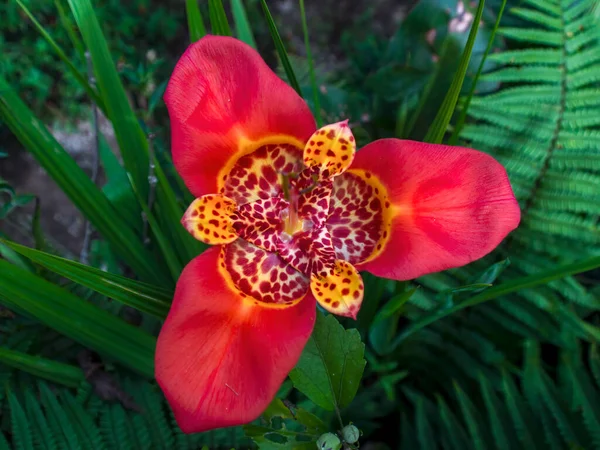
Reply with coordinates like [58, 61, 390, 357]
[341, 288, 350, 296]
[332, 301, 340, 308]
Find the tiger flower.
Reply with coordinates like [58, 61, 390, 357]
[155, 36, 521, 433]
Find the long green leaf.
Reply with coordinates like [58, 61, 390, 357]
[449, 0, 508, 144]
[186, 0, 207, 42]
[209, 0, 232, 36]
[0, 347, 84, 388]
[0, 78, 169, 285]
[231, 0, 257, 48]
[0, 260, 156, 378]
[299, 0, 321, 126]
[424, 0, 486, 143]
[67, 0, 150, 199]
[259, 0, 302, 95]
[54, 0, 86, 61]
[4, 241, 172, 319]
[15, 0, 106, 115]
[391, 254, 600, 347]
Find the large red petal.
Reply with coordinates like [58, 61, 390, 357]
[155, 247, 316, 433]
[165, 36, 316, 197]
[351, 139, 520, 280]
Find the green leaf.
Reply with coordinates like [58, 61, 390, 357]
[54, 0, 86, 61]
[4, 241, 172, 319]
[186, 0, 207, 42]
[289, 313, 366, 412]
[209, 0, 232, 36]
[8, 389, 34, 450]
[0, 77, 168, 285]
[369, 287, 417, 355]
[0, 347, 84, 388]
[424, 0, 486, 144]
[449, 0, 507, 145]
[391, 254, 600, 348]
[67, 0, 150, 200]
[231, 0, 257, 48]
[15, 0, 106, 115]
[299, 0, 321, 126]
[259, 0, 302, 95]
[0, 260, 156, 378]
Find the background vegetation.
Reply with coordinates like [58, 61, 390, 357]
[1, 0, 600, 448]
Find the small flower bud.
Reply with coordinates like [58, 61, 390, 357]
[316, 432, 342, 450]
[341, 424, 360, 444]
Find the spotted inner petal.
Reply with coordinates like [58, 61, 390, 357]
[303, 120, 356, 179]
[221, 239, 310, 306]
[277, 226, 336, 275]
[182, 194, 238, 245]
[310, 259, 364, 319]
[221, 144, 304, 205]
[297, 178, 333, 227]
[231, 197, 287, 253]
[327, 170, 393, 264]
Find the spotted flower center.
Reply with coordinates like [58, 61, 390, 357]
[181, 121, 393, 318]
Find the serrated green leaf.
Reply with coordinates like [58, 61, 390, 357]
[289, 313, 366, 411]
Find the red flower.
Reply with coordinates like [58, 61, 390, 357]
[155, 36, 520, 433]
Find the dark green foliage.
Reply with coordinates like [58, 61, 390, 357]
[2, 378, 252, 449]
[399, 341, 600, 450]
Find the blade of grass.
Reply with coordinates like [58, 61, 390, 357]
[231, 0, 257, 48]
[209, 0, 232, 36]
[4, 241, 172, 319]
[67, 0, 150, 199]
[153, 160, 206, 265]
[54, 0, 86, 62]
[449, 0, 507, 145]
[391, 254, 600, 348]
[0, 347, 84, 388]
[424, 0, 486, 144]
[299, 0, 321, 126]
[186, 0, 207, 42]
[15, 0, 106, 115]
[0, 260, 156, 378]
[0, 77, 169, 285]
[403, 37, 451, 138]
[259, 0, 302, 95]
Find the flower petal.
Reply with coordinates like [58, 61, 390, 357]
[326, 172, 391, 264]
[165, 36, 316, 197]
[155, 246, 316, 433]
[182, 194, 238, 245]
[310, 259, 364, 319]
[223, 239, 310, 304]
[351, 139, 521, 280]
[303, 120, 356, 179]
